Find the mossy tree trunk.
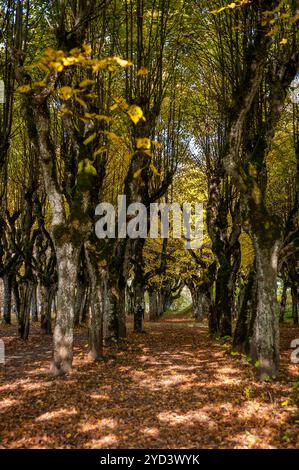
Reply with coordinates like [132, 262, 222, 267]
[40, 284, 54, 335]
[85, 242, 104, 361]
[31, 286, 38, 322]
[2, 273, 12, 324]
[233, 267, 257, 354]
[249, 235, 280, 379]
[50, 242, 80, 376]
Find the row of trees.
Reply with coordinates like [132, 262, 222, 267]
[0, 0, 298, 380]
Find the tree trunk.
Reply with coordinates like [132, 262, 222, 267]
[149, 290, 159, 321]
[102, 271, 111, 345]
[85, 245, 103, 361]
[233, 268, 257, 354]
[18, 280, 34, 340]
[291, 286, 298, 325]
[31, 285, 38, 322]
[126, 283, 135, 316]
[50, 243, 79, 376]
[133, 279, 145, 333]
[2, 274, 12, 324]
[279, 281, 287, 323]
[106, 275, 126, 344]
[250, 239, 280, 379]
[190, 286, 204, 320]
[74, 277, 87, 326]
[215, 262, 233, 336]
[12, 277, 20, 320]
[40, 284, 54, 335]
[81, 285, 90, 325]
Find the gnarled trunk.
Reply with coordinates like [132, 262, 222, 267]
[18, 280, 34, 340]
[133, 279, 145, 333]
[250, 239, 280, 379]
[279, 281, 287, 323]
[291, 286, 298, 325]
[74, 277, 88, 326]
[233, 268, 257, 354]
[149, 290, 160, 321]
[31, 285, 38, 322]
[106, 274, 126, 344]
[2, 273, 12, 324]
[40, 284, 54, 335]
[50, 243, 79, 376]
[189, 285, 204, 320]
[85, 245, 103, 361]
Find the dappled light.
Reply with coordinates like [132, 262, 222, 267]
[1, 316, 298, 449]
[0, 0, 298, 453]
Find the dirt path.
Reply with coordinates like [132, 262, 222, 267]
[0, 315, 298, 448]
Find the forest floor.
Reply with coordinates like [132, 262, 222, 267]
[0, 313, 299, 449]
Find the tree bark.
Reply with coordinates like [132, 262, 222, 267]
[74, 276, 88, 326]
[106, 274, 126, 343]
[12, 276, 20, 320]
[85, 244, 104, 361]
[18, 280, 34, 340]
[50, 243, 79, 376]
[148, 290, 159, 321]
[133, 278, 145, 333]
[2, 273, 12, 324]
[31, 285, 38, 322]
[291, 286, 298, 325]
[250, 238, 280, 379]
[189, 285, 204, 320]
[279, 281, 287, 323]
[233, 268, 257, 354]
[40, 284, 54, 335]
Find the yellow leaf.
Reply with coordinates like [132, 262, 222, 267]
[128, 105, 145, 124]
[66, 433, 72, 439]
[152, 140, 161, 149]
[83, 44, 92, 55]
[93, 148, 106, 158]
[228, 2, 236, 8]
[95, 115, 112, 123]
[136, 138, 151, 150]
[60, 108, 73, 116]
[79, 117, 91, 124]
[17, 85, 31, 93]
[144, 149, 152, 157]
[38, 63, 50, 73]
[79, 79, 95, 88]
[137, 67, 149, 76]
[62, 56, 79, 66]
[44, 48, 56, 60]
[83, 112, 96, 120]
[210, 6, 226, 14]
[133, 169, 142, 178]
[92, 59, 109, 72]
[49, 61, 64, 72]
[33, 81, 47, 88]
[59, 86, 73, 101]
[114, 56, 132, 68]
[75, 96, 87, 108]
[70, 48, 81, 57]
[279, 38, 288, 45]
[83, 133, 97, 145]
[105, 131, 120, 142]
[150, 163, 160, 176]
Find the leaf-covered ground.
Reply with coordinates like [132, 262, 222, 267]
[0, 314, 298, 449]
